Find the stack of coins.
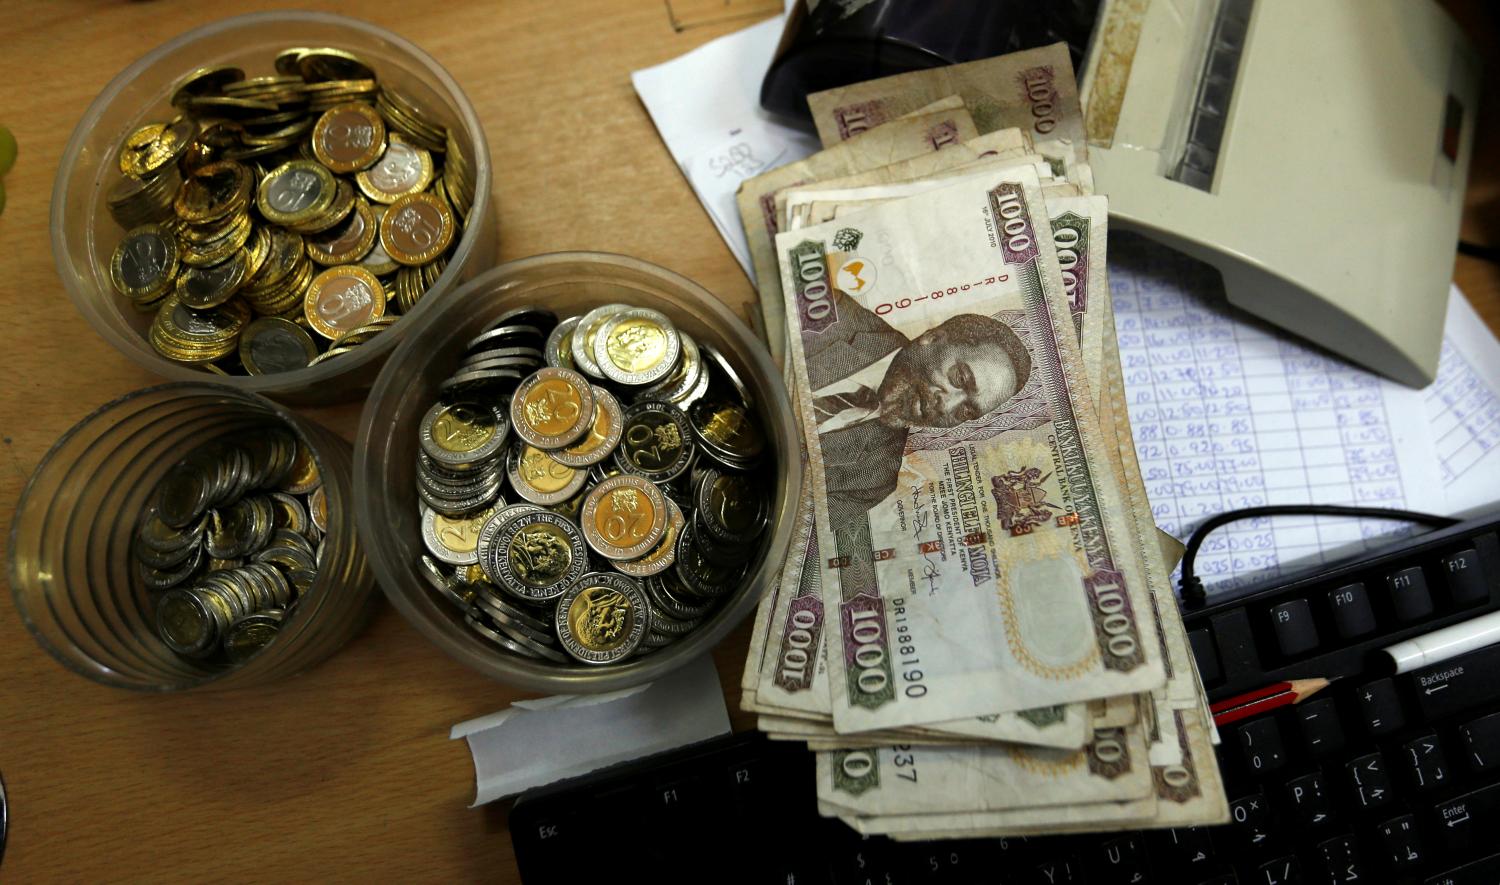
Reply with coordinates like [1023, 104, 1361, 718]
[103, 46, 476, 376]
[414, 304, 773, 667]
[135, 427, 327, 666]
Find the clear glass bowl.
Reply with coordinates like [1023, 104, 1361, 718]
[9, 383, 377, 690]
[50, 11, 497, 405]
[356, 253, 801, 693]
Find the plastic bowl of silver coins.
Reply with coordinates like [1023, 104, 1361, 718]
[356, 253, 801, 693]
[9, 383, 376, 690]
[51, 11, 496, 404]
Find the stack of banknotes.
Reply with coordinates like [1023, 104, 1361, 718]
[736, 42, 1229, 840]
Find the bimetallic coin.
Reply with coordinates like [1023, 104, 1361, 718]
[580, 474, 669, 561]
[155, 589, 219, 656]
[174, 160, 252, 224]
[693, 467, 767, 546]
[170, 65, 246, 107]
[554, 573, 650, 665]
[471, 584, 553, 634]
[506, 444, 588, 506]
[674, 522, 748, 598]
[613, 497, 684, 578]
[646, 571, 717, 621]
[309, 486, 329, 533]
[613, 400, 694, 484]
[295, 47, 377, 82]
[355, 134, 433, 203]
[312, 102, 387, 173]
[509, 367, 595, 450]
[544, 315, 579, 370]
[472, 593, 555, 646]
[474, 502, 543, 585]
[303, 265, 386, 340]
[418, 553, 477, 611]
[117, 120, 194, 178]
[570, 303, 628, 379]
[222, 610, 284, 664]
[689, 398, 766, 468]
[490, 510, 589, 602]
[307, 198, 377, 266]
[283, 443, 321, 495]
[465, 612, 539, 658]
[422, 505, 491, 566]
[110, 225, 178, 303]
[267, 492, 310, 535]
[138, 544, 204, 590]
[157, 461, 211, 527]
[257, 160, 337, 225]
[638, 330, 702, 403]
[699, 342, 756, 409]
[552, 387, 623, 467]
[239, 317, 318, 375]
[419, 400, 509, 468]
[177, 250, 248, 309]
[380, 192, 455, 266]
[592, 307, 681, 386]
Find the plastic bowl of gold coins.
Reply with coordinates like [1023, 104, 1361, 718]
[50, 12, 495, 404]
[9, 383, 377, 690]
[356, 253, 801, 693]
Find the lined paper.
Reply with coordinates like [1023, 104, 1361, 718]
[1110, 233, 1446, 591]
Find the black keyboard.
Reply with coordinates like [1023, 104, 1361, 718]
[509, 512, 1500, 884]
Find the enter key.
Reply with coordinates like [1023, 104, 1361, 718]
[1408, 644, 1500, 721]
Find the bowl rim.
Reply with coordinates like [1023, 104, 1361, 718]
[49, 10, 493, 397]
[356, 251, 801, 693]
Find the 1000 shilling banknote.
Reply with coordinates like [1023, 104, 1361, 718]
[775, 165, 1163, 734]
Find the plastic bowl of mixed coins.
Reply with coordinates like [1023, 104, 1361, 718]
[356, 253, 800, 693]
[50, 12, 495, 404]
[9, 383, 376, 690]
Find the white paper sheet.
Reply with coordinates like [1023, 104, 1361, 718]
[451, 655, 731, 806]
[1426, 286, 1500, 516]
[1109, 233, 1446, 593]
[632, 16, 819, 278]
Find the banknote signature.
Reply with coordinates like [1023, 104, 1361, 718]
[909, 485, 942, 594]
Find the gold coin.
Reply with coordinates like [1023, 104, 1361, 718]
[307, 198, 376, 265]
[117, 120, 193, 178]
[509, 367, 595, 449]
[256, 160, 337, 226]
[432, 509, 488, 555]
[379, 192, 455, 266]
[355, 134, 433, 203]
[176, 248, 248, 309]
[579, 474, 667, 561]
[239, 316, 318, 375]
[284, 443, 321, 495]
[303, 265, 386, 340]
[173, 160, 252, 224]
[613, 498, 683, 578]
[552, 387, 623, 467]
[294, 47, 376, 82]
[169, 65, 246, 108]
[110, 224, 178, 302]
[428, 403, 500, 456]
[312, 102, 386, 173]
[309, 485, 329, 532]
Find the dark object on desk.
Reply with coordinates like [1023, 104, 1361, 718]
[511, 511, 1500, 884]
[759, 0, 1099, 123]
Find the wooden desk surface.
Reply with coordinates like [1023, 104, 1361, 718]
[1, 1, 1496, 881]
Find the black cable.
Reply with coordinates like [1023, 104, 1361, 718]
[1458, 240, 1500, 264]
[1177, 505, 1459, 606]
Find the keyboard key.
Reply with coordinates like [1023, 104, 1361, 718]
[1228, 793, 1274, 854]
[1431, 782, 1500, 853]
[1410, 643, 1500, 721]
[1460, 711, 1500, 772]
[1238, 717, 1287, 774]
[1258, 855, 1301, 884]
[1315, 834, 1366, 884]
[1296, 697, 1345, 758]
[1426, 851, 1500, 885]
[1327, 582, 1376, 639]
[1188, 628, 1222, 685]
[1209, 608, 1262, 682]
[1285, 772, 1334, 828]
[1269, 599, 1319, 657]
[1347, 752, 1394, 811]
[1387, 566, 1435, 621]
[1195, 877, 1237, 885]
[1443, 548, 1490, 606]
[1377, 813, 1425, 870]
[1147, 827, 1216, 870]
[1088, 834, 1148, 884]
[1401, 733, 1450, 791]
[1356, 677, 1405, 736]
[1026, 855, 1083, 884]
[904, 840, 994, 883]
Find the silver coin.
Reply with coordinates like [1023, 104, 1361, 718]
[637, 330, 702, 403]
[439, 367, 529, 394]
[551, 386, 624, 468]
[464, 611, 542, 659]
[495, 621, 571, 662]
[418, 553, 477, 610]
[484, 306, 558, 336]
[460, 354, 546, 376]
[613, 400, 694, 484]
[570, 303, 629, 379]
[460, 345, 544, 368]
[544, 315, 579, 369]
[698, 341, 755, 410]
[471, 584, 554, 633]
[675, 362, 713, 407]
[416, 475, 504, 518]
[463, 325, 547, 354]
[506, 443, 589, 506]
[553, 572, 651, 665]
[646, 571, 717, 620]
[641, 631, 676, 649]
[419, 400, 510, 469]
[474, 593, 556, 646]
[484, 509, 588, 602]
[592, 307, 681, 387]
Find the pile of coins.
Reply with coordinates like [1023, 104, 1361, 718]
[413, 304, 773, 666]
[135, 427, 327, 665]
[104, 46, 476, 375]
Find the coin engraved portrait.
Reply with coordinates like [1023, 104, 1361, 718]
[605, 320, 667, 372]
[431, 405, 494, 451]
[369, 141, 420, 191]
[568, 587, 632, 651]
[508, 524, 572, 582]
